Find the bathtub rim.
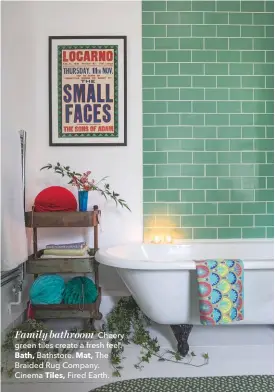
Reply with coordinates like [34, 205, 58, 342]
[96, 239, 274, 271]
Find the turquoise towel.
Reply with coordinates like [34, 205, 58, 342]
[195, 259, 244, 325]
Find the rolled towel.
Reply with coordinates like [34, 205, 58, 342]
[30, 275, 65, 305]
[45, 242, 86, 250]
[63, 276, 98, 305]
[43, 247, 88, 256]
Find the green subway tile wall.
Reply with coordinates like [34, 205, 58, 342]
[142, 0, 274, 240]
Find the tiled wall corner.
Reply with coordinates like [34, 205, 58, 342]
[142, 0, 274, 241]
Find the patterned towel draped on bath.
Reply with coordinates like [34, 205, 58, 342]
[195, 259, 244, 325]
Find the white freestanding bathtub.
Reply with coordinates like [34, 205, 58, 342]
[96, 240, 274, 325]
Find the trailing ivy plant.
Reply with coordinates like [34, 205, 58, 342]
[106, 296, 209, 377]
[2, 301, 209, 379]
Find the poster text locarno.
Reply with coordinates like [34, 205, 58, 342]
[61, 49, 116, 135]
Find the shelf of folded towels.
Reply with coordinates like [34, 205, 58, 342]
[25, 208, 102, 321]
[26, 242, 96, 274]
[32, 288, 102, 320]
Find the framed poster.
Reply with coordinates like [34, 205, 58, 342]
[49, 36, 127, 146]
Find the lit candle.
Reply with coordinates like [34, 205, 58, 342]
[165, 235, 172, 243]
[152, 235, 161, 243]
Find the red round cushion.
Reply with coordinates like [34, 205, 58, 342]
[34, 186, 77, 212]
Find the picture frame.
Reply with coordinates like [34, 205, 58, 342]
[49, 36, 127, 146]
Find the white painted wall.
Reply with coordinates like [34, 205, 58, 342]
[1, 0, 142, 324]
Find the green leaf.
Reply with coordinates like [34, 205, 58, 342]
[112, 370, 121, 377]
[202, 353, 209, 359]
[101, 191, 107, 200]
[174, 352, 182, 361]
[40, 164, 52, 171]
[7, 368, 14, 378]
[166, 350, 176, 355]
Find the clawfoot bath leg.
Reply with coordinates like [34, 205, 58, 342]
[170, 324, 193, 357]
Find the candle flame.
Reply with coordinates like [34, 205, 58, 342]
[151, 235, 173, 244]
[152, 235, 161, 243]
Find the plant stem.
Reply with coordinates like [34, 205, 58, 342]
[139, 344, 208, 368]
